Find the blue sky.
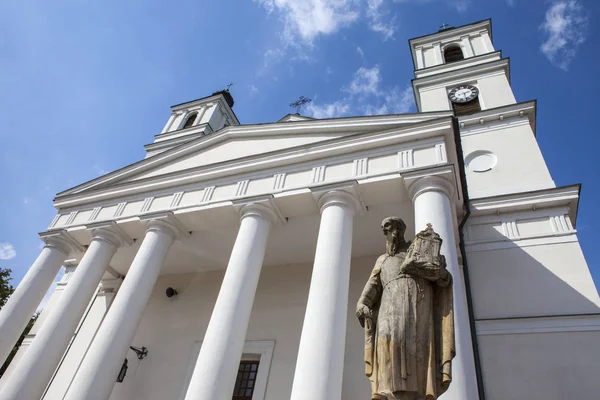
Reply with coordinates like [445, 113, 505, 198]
[1, 0, 598, 303]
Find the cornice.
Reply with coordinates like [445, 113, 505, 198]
[458, 100, 537, 137]
[409, 19, 492, 47]
[414, 51, 502, 80]
[412, 58, 510, 89]
[55, 112, 453, 200]
[53, 117, 455, 209]
[469, 184, 581, 226]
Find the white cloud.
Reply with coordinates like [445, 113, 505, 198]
[254, 0, 359, 45]
[344, 65, 382, 95]
[367, 0, 396, 40]
[356, 46, 365, 60]
[0, 243, 16, 260]
[540, 0, 589, 70]
[305, 64, 415, 119]
[365, 85, 415, 115]
[305, 99, 352, 118]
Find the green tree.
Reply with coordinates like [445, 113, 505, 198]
[0, 267, 38, 378]
[0, 267, 14, 308]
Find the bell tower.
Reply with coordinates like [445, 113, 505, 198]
[410, 20, 516, 115]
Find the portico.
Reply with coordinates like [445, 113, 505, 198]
[0, 110, 480, 400]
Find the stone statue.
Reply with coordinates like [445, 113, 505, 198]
[357, 217, 455, 400]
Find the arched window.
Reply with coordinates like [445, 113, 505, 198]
[444, 45, 464, 63]
[182, 112, 198, 129]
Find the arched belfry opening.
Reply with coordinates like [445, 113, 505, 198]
[444, 45, 464, 63]
[182, 112, 198, 129]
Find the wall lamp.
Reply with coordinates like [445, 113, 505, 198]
[116, 346, 148, 383]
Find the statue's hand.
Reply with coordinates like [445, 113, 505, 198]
[356, 304, 373, 328]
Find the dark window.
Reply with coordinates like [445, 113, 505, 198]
[444, 45, 464, 63]
[182, 112, 197, 129]
[233, 360, 259, 400]
[453, 97, 481, 117]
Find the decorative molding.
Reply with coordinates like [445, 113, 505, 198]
[311, 181, 366, 215]
[273, 173, 286, 191]
[53, 117, 454, 208]
[233, 196, 286, 225]
[39, 230, 85, 254]
[235, 180, 250, 197]
[88, 221, 134, 247]
[398, 149, 414, 169]
[201, 186, 215, 203]
[170, 192, 184, 208]
[465, 232, 578, 253]
[310, 166, 326, 184]
[65, 212, 78, 225]
[435, 143, 447, 162]
[476, 315, 600, 336]
[114, 202, 127, 218]
[141, 197, 155, 213]
[141, 211, 190, 240]
[89, 207, 102, 222]
[406, 174, 455, 201]
[49, 214, 61, 229]
[352, 158, 368, 176]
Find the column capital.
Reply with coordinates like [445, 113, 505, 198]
[312, 183, 364, 215]
[407, 175, 455, 202]
[234, 196, 285, 225]
[88, 222, 133, 248]
[141, 212, 188, 240]
[39, 230, 85, 255]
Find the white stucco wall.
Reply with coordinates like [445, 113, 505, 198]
[107, 256, 377, 400]
[467, 240, 600, 320]
[478, 330, 600, 400]
[461, 122, 554, 198]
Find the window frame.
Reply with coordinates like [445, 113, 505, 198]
[181, 112, 198, 129]
[179, 340, 275, 400]
[443, 44, 465, 63]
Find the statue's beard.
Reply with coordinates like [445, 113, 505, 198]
[386, 231, 405, 256]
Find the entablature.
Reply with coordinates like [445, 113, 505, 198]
[458, 100, 537, 137]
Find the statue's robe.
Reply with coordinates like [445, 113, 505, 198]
[358, 250, 455, 400]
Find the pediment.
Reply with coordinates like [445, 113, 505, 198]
[124, 133, 345, 182]
[57, 112, 452, 199]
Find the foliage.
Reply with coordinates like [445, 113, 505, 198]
[0, 267, 14, 308]
[0, 267, 38, 378]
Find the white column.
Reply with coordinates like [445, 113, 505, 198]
[290, 190, 360, 400]
[461, 36, 474, 58]
[0, 233, 72, 367]
[184, 203, 275, 400]
[415, 46, 425, 69]
[433, 42, 443, 65]
[161, 113, 177, 133]
[0, 228, 124, 400]
[408, 176, 479, 400]
[64, 219, 178, 400]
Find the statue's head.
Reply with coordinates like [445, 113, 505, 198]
[381, 217, 407, 255]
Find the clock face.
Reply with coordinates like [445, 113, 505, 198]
[448, 85, 479, 103]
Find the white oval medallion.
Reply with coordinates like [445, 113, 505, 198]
[465, 150, 497, 172]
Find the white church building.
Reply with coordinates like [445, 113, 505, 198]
[0, 19, 599, 400]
